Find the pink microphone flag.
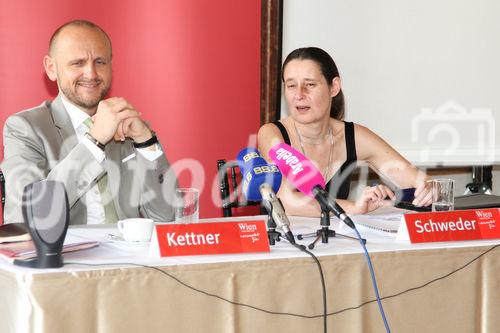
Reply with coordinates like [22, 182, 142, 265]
[268, 143, 326, 198]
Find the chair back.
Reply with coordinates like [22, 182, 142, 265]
[216, 159, 260, 217]
[0, 170, 5, 224]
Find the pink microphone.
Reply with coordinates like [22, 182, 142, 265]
[268, 143, 325, 198]
[268, 143, 355, 229]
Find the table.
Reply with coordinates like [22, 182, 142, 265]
[1, 211, 499, 333]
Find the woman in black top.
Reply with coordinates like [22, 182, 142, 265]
[258, 47, 432, 217]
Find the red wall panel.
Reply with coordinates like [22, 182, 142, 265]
[0, 0, 261, 219]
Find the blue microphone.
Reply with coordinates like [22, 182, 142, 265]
[237, 148, 282, 201]
[236, 148, 295, 243]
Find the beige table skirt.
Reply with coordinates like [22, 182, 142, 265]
[1, 245, 499, 333]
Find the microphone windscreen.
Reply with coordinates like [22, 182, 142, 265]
[236, 147, 264, 169]
[268, 143, 325, 198]
[236, 148, 282, 201]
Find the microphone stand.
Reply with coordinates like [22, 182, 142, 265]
[297, 203, 366, 250]
[262, 202, 281, 246]
[317, 208, 336, 244]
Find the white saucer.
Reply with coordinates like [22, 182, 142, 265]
[106, 234, 151, 245]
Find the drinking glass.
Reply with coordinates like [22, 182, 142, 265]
[175, 188, 199, 223]
[432, 179, 454, 212]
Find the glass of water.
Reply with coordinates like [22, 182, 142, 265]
[175, 188, 199, 223]
[432, 179, 454, 212]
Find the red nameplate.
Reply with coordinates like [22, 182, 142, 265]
[149, 220, 270, 257]
[397, 208, 500, 243]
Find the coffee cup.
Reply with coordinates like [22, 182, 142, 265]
[117, 218, 154, 242]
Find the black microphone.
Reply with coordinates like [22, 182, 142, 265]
[311, 186, 355, 229]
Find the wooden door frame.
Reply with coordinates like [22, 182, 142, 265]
[260, 0, 283, 125]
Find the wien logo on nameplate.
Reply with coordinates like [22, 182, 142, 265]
[150, 220, 270, 257]
[397, 208, 500, 243]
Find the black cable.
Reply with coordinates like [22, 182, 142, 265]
[327, 243, 500, 317]
[65, 260, 315, 318]
[292, 242, 327, 333]
[65, 243, 500, 320]
[67, 239, 328, 332]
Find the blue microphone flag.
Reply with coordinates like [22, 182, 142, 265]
[236, 148, 282, 201]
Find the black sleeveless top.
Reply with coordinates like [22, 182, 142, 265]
[272, 121, 357, 200]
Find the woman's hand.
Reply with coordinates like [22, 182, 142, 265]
[354, 184, 395, 214]
[412, 181, 433, 207]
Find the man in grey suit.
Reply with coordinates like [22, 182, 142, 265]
[1, 20, 178, 224]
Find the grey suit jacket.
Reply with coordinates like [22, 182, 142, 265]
[1, 96, 178, 224]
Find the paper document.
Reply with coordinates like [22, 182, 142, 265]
[351, 207, 408, 233]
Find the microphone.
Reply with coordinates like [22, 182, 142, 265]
[237, 148, 295, 243]
[236, 148, 282, 201]
[268, 143, 355, 229]
[259, 183, 295, 244]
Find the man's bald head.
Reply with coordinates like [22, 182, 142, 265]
[44, 19, 113, 113]
[48, 20, 112, 58]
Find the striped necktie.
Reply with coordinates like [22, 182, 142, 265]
[83, 118, 119, 223]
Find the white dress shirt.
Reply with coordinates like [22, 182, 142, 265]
[61, 95, 163, 224]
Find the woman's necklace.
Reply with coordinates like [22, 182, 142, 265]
[293, 121, 334, 181]
[297, 130, 330, 145]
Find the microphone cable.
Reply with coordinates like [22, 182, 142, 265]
[64, 243, 500, 328]
[329, 243, 500, 316]
[352, 225, 391, 333]
[67, 238, 329, 333]
[64, 258, 327, 320]
[290, 242, 327, 333]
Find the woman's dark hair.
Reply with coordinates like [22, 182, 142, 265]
[282, 47, 345, 120]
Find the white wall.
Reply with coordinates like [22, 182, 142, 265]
[282, 0, 499, 166]
[281, 0, 500, 194]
